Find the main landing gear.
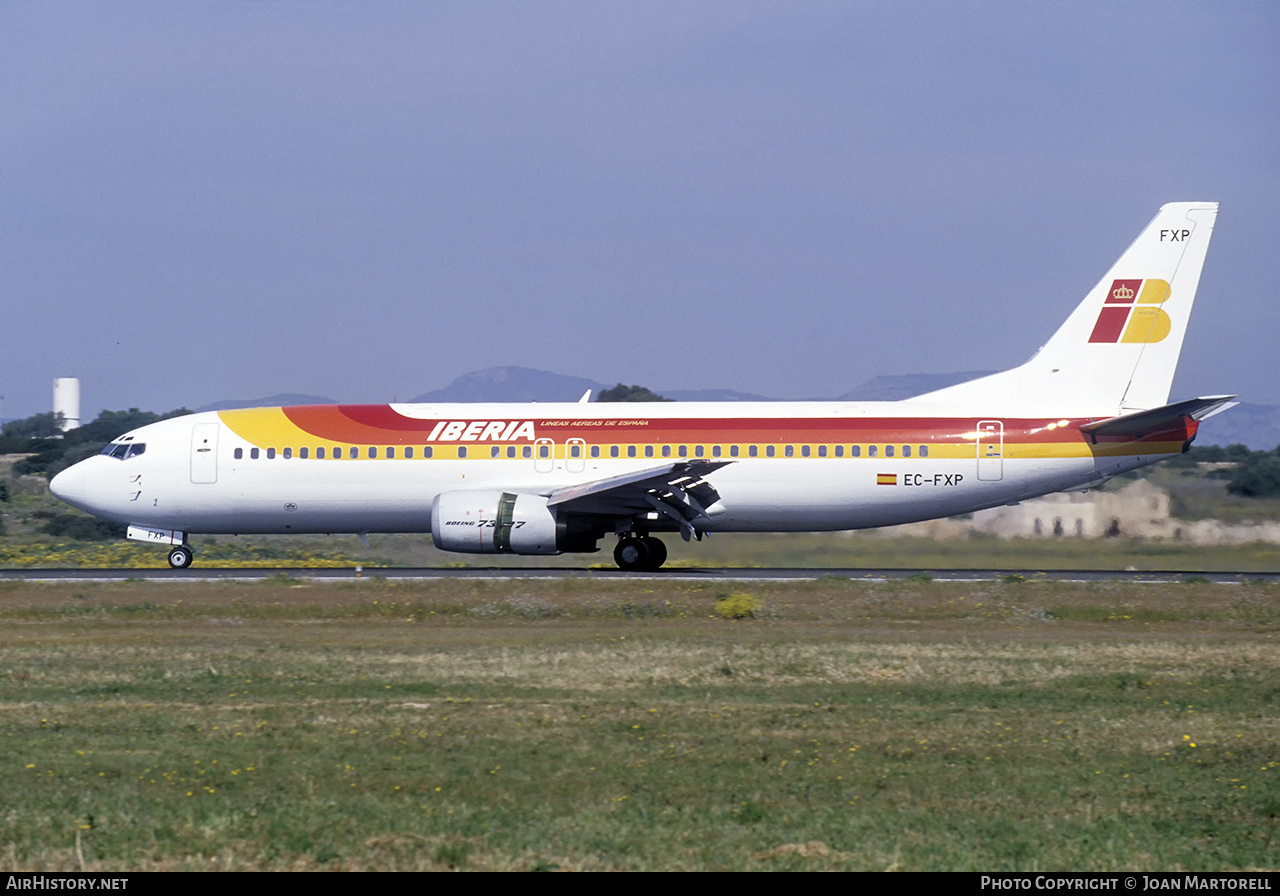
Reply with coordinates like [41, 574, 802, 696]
[167, 545, 194, 569]
[613, 534, 667, 572]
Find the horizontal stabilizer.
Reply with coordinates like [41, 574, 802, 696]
[1079, 395, 1237, 440]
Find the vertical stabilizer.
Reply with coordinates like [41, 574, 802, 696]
[907, 202, 1218, 414]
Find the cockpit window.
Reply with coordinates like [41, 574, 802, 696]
[100, 442, 145, 460]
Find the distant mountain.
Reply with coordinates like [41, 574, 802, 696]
[194, 393, 336, 412]
[839, 372, 996, 401]
[410, 367, 604, 404]
[408, 368, 777, 404]
[1195, 402, 1280, 451]
[663, 388, 777, 402]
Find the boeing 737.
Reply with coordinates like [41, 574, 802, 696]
[51, 202, 1232, 570]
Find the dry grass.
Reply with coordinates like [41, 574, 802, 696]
[2, 577, 1278, 870]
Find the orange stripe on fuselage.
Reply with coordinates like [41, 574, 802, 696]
[216, 405, 1194, 457]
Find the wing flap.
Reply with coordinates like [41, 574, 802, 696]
[546, 459, 731, 538]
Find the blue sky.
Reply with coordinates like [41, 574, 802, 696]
[3, 1, 1277, 421]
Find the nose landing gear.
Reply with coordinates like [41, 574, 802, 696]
[167, 545, 194, 569]
[613, 534, 667, 571]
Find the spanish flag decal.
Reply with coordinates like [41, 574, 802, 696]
[876, 473, 897, 486]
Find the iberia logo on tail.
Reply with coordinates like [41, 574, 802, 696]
[1088, 279, 1172, 344]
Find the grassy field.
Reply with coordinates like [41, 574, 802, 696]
[5, 527, 1280, 573]
[2, 576, 1277, 871]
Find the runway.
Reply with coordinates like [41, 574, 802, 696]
[0, 566, 1275, 584]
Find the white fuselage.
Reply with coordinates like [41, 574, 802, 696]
[49, 400, 1176, 542]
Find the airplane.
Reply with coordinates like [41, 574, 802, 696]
[51, 202, 1233, 571]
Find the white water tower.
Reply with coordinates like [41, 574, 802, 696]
[53, 377, 81, 432]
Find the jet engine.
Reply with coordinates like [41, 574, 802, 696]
[430, 490, 598, 555]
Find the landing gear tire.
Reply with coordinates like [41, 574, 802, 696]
[614, 536, 667, 571]
[641, 536, 667, 570]
[167, 546, 194, 569]
[613, 537, 650, 572]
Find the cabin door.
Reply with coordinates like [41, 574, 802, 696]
[190, 423, 220, 484]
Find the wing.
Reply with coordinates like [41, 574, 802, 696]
[545, 459, 731, 541]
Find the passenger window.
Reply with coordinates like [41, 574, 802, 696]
[660, 445, 669, 458]
[610, 446, 619, 458]
[695, 445, 704, 457]
[406, 447, 414, 458]
[234, 447, 243, 460]
[300, 447, 309, 459]
[458, 446, 467, 458]
[387, 447, 395, 459]
[522, 445, 532, 459]
[766, 446, 775, 457]
[902, 445, 911, 458]
[730, 445, 739, 457]
[886, 445, 894, 457]
[590, 446, 600, 458]
[785, 445, 794, 458]
[507, 446, 516, 458]
[920, 445, 928, 458]
[267, 448, 276, 459]
[570, 444, 581, 458]
[868, 445, 877, 458]
[834, 446, 843, 457]
[317, 447, 326, 459]
[748, 446, 757, 457]
[712, 445, 721, 457]
[491, 446, 500, 458]
[368, 447, 377, 458]
[646, 445, 655, 458]
[333, 447, 342, 459]
[251, 448, 260, 460]
[678, 445, 688, 458]
[283, 447, 293, 459]
[627, 446, 636, 458]
[817, 445, 826, 457]
[538, 444, 550, 458]
[851, 445, 861, 457]
[424, 447, 433, 458]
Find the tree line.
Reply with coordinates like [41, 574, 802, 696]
[1, 408, 192, 480]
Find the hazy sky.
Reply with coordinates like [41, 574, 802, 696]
[3, 1, 1277, 421]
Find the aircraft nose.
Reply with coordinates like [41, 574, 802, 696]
[50, 461, 90, 507]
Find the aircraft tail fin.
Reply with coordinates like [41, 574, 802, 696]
[907, 202, 1219, 414]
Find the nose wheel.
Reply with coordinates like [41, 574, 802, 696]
[167, 545, 194, 569]
[613, 535, 667, 571]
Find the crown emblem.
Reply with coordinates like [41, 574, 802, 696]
[1112, 285, 1134, 301]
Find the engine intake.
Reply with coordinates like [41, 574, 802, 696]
[430, 490, 598, 555]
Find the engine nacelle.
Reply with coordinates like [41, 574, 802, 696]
[430, 490, 598, 555]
